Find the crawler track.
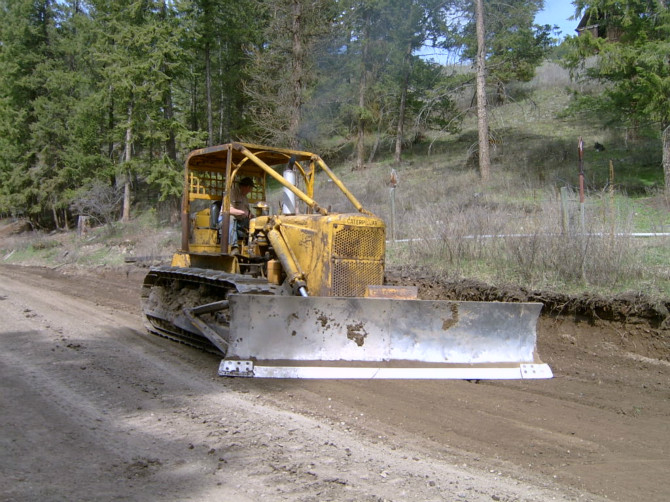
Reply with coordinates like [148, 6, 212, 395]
[141, 266, 283, 353]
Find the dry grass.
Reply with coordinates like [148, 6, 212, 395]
[386, 181, 667, 296]
[286, 146, 669, 298]
[1, 212, 180, 268]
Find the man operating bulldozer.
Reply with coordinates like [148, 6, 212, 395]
[221, 176, 254, 253]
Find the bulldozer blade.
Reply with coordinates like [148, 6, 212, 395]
[219, 295, 552, 379]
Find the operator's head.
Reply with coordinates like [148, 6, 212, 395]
[239, 177, 254, 193]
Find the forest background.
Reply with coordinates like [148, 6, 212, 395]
[1, 0, 669, 299]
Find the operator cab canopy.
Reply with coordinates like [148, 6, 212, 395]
[186, 142, 313, 185]
[184, 142, 320, 210]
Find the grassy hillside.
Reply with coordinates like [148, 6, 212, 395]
[312, 63, 669, 297]
[1, 63, 668, 299]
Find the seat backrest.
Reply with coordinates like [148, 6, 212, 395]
[210, 200, 222, 229]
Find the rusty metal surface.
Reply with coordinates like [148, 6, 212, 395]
[227, 295, 544, 365]
[365, 285, 418, 299]
[141, 266, 285, 353]
[142, 265, 283, 295]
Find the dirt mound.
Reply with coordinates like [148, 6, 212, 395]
[386, 266, 669, 323]
[0, 219, 32, 238]
[385, 266, 670, 362]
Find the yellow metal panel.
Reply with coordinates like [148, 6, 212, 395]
[193, 233, 218, 246]
[194, 209, 211, 228]
[274, 213, 386, 297]
[189, 242, 220, 253]
[171, 252, 191, 267]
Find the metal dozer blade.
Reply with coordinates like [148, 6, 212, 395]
[219, 295, 552, 379]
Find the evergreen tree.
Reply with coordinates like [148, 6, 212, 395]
[0, 0, 57, 221]
[89, 0, 198, 217]
[244, 0, 336, 148]
[188, 0, 260, 145]
[315, 1, 462, 166]
[142, 0, 204, 202]
[31, 1, 112, 228]
[450, 0, 551, 100]
[566, 0, 670, 194]
[342, 0, 398, 169]
[383, 0, 453, 164]
[0, 0, 571, 227]
[433, 0, 549, 180]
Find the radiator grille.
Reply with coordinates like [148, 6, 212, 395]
[332, 259, 384, 297]
[333, 225, 385, 259]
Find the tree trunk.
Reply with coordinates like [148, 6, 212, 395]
[355, 24, 370, 171]
[205, 43, 213, 146]
[218, 44, 226, 143]
[159, 0, 176, 159]
[190, 78, 198, 131]
[356, 88, 366, 170]
[123, 174, 131, 223]
[368, 110, 384, 164]
[108, 87, 115, 160]
[475, 0, 490, 182]
[289, 0, 303, 149]
[164, 83, 176, 161]
[52, 205, 60, 230]
[394, 81, 408, 165]
[663, 124, 670, 198]
[122, 102, 132, 223]
[394, 43, 412, 165]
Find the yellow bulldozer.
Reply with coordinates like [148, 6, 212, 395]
[141, 142, 552, 379]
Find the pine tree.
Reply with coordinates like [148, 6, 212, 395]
[0, 0, 51, 219]
[89, 0, 198, 218]
[244, 0, 336, 148]
[442, 0, 548, 180]
[566, 0, 670, 195]
[187, 0, 260, 145]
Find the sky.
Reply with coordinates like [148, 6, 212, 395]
[535, 1, 580, 38]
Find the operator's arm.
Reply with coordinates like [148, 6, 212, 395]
[229, 206, 249, 217]
[222, 186, 252, 218]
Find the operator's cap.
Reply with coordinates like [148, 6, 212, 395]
[239, 177, 255, 187]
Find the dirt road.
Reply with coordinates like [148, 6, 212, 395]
[1, 264, 668, 501]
